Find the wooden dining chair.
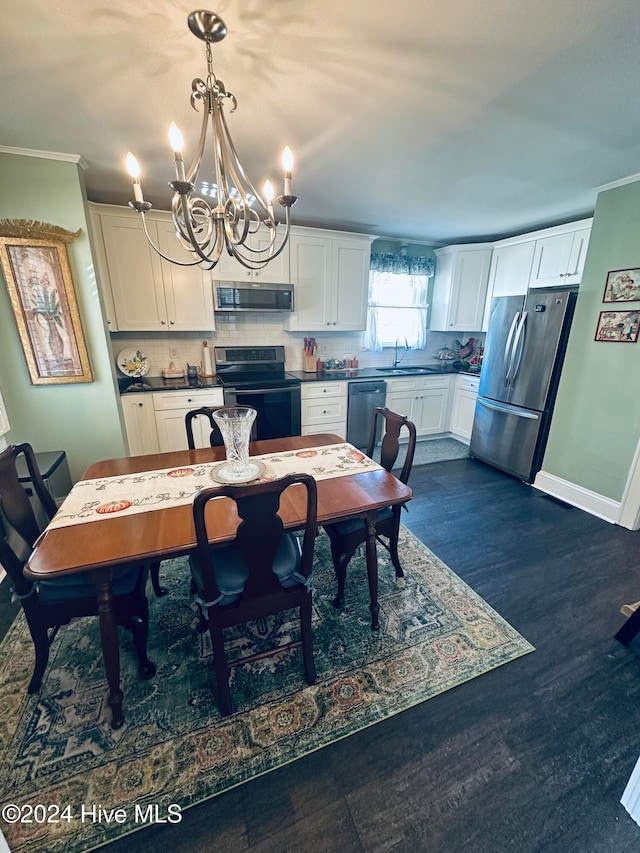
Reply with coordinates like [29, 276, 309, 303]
[185, 406, 225, 450]
[324, 406, 417, 609]
[0, 443, 156, 693]
[190, 473, 318, 717]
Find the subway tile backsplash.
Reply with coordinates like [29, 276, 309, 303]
[109, 316, 483, 376]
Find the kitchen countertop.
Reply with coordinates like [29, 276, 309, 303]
[288, 365, 481, 383]
[118, 367, 481, 394]
[118, 376, 222, 394]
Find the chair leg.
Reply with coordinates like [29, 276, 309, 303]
[209, 618, 233, 717]
[300, 597, 316, 684]
[150, 561, 167, 597]
[388, 517, 405, 581]
[127, 612, 157, 680]
[333, 553, 351, 609]
[26, 622, 51, 694]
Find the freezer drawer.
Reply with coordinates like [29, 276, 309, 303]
[469, 397, 545, 483]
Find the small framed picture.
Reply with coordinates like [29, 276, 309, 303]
[603, 268, 640, 303]
[594, 310, 640, 343]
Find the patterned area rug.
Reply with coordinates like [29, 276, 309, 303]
[410, 437, 470, 466]
[0, 528, 533, 852]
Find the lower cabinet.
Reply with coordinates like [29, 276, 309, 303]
[385, 376, 452, 437]
[120, 396, 161, 456]
[121, 389, 224, 455]
[450, 374, 480, 443]
[153, 389, 225, 452]
[301, 381, 347, 439]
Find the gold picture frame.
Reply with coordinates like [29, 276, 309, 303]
[0, 220, 93, 384]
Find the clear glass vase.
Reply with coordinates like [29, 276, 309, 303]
[212, 406, 258, 482]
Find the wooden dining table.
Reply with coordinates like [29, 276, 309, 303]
[25, 433, 412, 728]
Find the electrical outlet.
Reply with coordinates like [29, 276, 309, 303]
[169, 346, 180, 359]
[320, 345, 328, 355]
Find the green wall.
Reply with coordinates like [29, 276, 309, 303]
[542, 179, 640, 500]
[0, 152, 125, 481]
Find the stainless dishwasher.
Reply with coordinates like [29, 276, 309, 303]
[346, 380, 387, 448]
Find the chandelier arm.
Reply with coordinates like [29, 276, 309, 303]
[218, 107, 273, 216]
[185, 82, 210, 185]
[138, 213, 206, 267]
[176, 194, 225, 269]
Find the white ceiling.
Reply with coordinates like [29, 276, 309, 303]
[2, 0, 640, 243]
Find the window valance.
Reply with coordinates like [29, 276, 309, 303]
[369, 252, 434, 277]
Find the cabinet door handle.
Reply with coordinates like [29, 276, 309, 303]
[170, 319, 175, 324]
[138, 402, 143, 407]
[161, 319, 166, 324]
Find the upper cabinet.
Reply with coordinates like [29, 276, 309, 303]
[528, 219, 592, 289]
[284, 227, 373, 332]
[430, 243, 493, 332]
[213, 227, 292, 285]
[481, 240, 534, 331]
[90, 205, 215, 332]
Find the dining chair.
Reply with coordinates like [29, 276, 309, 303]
[0, 443, 156, 693]
[185, 406, 225, 450]
[324, 406, 417, 609]
[190, 472, 318, 717]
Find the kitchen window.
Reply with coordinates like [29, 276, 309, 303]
[363, 252, 433, 351]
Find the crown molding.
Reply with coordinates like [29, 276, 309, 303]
[595, 173, 640, 193]
[0, 145, 88, 170]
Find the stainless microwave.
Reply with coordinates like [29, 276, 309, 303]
[214, 281, 294, 312]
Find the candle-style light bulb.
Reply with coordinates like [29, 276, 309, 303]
[126, 152, 144, 202]
[282, 146, 293, 196]
[169, 122, 186, 181]
[263, 179, 275, 219]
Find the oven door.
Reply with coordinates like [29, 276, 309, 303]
[223, 385, 301, 440]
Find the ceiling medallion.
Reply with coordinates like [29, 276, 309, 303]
[125, 10, 297, 271]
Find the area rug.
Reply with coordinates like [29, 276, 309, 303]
[0, 528, 533, 852]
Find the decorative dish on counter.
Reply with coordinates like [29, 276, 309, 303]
[117, 348, 149, 377]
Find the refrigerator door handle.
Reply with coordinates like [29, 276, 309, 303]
[477, 397, 540, 419]
[504, 312, 520, 382]
[510, 311, 528, 383]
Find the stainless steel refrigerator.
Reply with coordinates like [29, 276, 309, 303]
[469, 289, 577, 483]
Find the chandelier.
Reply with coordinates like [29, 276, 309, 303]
[125, 10, 297, 271]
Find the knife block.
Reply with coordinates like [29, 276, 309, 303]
[303, 354, 318, 373]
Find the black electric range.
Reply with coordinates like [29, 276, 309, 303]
[214, 346, 301, 438]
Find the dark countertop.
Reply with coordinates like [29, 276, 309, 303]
[288, 365, 481, 383]
[118, 376, 222, 394]
[118, 367, 481, 393]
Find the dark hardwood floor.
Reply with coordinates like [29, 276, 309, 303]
[5, 457, 640, 851]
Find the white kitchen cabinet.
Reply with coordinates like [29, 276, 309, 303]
[89, 210, 119, 330]
[430, 244, 493, 332]
[120, 395, 160, 456]
[284, 228, 372, 332]
[301, 381, 347, 438]
[152, 389, 224, 452]
[450, 373, 480, 443]
[385, 375, 452, 437]
[528, 219, 592, 289]
[481, 240, 534, 331]
[214, 226, 291, 284]
[91, 204, 215, 332]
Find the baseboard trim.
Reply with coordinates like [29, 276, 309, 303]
[533, 471, 620, 524]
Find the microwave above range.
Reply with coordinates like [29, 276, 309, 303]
[213, 281, 294, 312]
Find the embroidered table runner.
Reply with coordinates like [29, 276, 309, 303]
[46, 443, 382, 530]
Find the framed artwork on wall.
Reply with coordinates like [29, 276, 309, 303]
[603, 268, 640, 303]
[594, 310, 640, 343]
[0, 220, 93, 384]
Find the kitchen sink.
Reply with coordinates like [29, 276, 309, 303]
[375, 366, 441, 375]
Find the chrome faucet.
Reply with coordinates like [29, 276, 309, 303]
[393, 337, 409, 367]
